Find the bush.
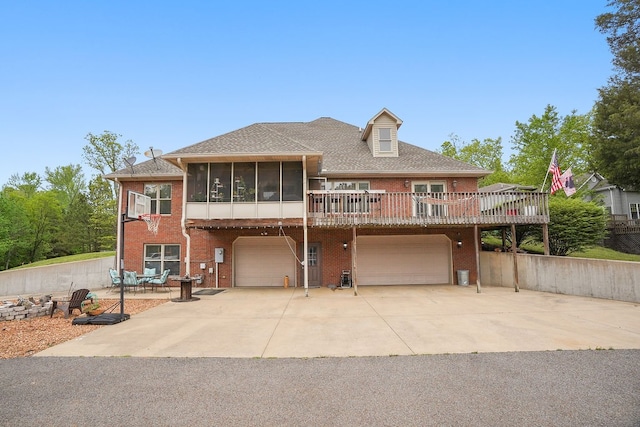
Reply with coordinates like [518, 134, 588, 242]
[532, 197, 607, 256]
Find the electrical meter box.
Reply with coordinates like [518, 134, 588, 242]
[215, 248, 224, 263]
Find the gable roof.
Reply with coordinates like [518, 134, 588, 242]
[107, 114, 489, 179]
[361, 108, 403, 141]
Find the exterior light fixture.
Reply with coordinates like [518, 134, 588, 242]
[404, 180, 410, 188]
[452, 180, 458, 190]
[343, 242, 348, 250]
[456, 233, 462, 248]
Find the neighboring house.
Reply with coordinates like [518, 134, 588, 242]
[106, 108, 549, 290]
[581, 172, 640, 220]
[581, 172, 640, 254]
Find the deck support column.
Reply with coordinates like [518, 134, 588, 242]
[474, 225, 482, 293]
[302, 155, 309, 297]
[511, 223, 519, 292]
[352, 226, 358, 296]
[542, 223, 550, 255]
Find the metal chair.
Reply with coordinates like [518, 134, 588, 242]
[147, 269, 170, 291]
[108, 268, 121, 287]
[123, 271, 144, 293]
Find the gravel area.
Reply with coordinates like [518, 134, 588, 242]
[0, 299, 167, 358]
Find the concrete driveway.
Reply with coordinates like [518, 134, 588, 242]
[35, 285, 640, 358]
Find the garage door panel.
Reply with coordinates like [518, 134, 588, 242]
[356, 235, 451, 285]
[235, 237, 296, 287]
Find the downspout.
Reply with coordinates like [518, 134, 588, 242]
[177, 158, 191, 277]
[302, 155, 309, 297]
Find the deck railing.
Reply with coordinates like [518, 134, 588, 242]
[308, 191, 549, 227]
[608, 215, 640, 234]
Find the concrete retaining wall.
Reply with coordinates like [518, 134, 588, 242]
[0, 257, 115, 297]
[480, 252, 640, 303]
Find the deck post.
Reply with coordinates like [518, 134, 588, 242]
[352, 226, 358, 296]
[542, 223, 550, 255]
[511, 223, 519, 292]
[474, 225, 482, 293]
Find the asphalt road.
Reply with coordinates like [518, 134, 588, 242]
[1, 350, 639, 426]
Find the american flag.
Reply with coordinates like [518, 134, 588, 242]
[548, 150, 563, 194]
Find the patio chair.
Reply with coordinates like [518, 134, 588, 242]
[123, 270, 144, 293]
[51, 288, 91, 318]
[147, 269, 170, 291]
[108, 268, 121, 288]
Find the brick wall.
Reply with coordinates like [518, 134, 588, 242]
[120, 178, 480, 288]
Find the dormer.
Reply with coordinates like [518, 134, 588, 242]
[361, 108, 403, 157]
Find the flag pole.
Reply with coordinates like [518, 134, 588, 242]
[540, 148, 556, 192]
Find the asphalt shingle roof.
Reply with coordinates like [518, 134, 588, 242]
[107, 116, 488, 178]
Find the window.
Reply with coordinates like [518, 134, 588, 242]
[258, 162, 280, 201]
[145, 183, 172, 214]
[186, 161, 303, 203]
[378, 128, 392, 152]
[144, 244, 180, 276]
[210, 163, 232, 202]
[282, 162, 303, 201]
[413, 182, 446, 217]
[187, 164, 209, 202]
[233, 163, 256, 202]
[630, 203, 640, 220]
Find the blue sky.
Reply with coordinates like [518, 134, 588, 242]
[0, 1, 613, 186]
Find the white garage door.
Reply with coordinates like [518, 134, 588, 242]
[356, 235, 451, 285]
[234, 237, 297, 287]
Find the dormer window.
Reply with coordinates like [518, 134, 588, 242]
[378, 128, 392, 152]
[361, 108, 402, 158]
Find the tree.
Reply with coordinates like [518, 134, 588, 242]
[4, 172, 42, 197]
[87, 176, 118, 251]
[439, 135, 512, 186]
[592, 79, 640, 189]
[509, 105, 592, 188]
[0, 191, 30, 270]
[592, 1, 640, 189]
[23, 191, 63, 263]
[82, 131, 139, 198]
[531, 197, 607, 256]
[596, 0, 640, 77]
[45, 164, 86, 211]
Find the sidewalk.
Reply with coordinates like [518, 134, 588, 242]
[35, 285, 640, 358]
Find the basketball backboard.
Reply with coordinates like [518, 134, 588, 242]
[127, 190, 151, 219]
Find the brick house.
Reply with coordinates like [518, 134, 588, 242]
[106, 108, 549, 292]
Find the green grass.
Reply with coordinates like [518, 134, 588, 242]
[11, 251, 115, 269]
[571, 246, 640, 262]
[482, 235, 640, 261]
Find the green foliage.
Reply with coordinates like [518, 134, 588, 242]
[83, 131, 138, 199]
[87, 176, 117, 251]
[592, 79, 640, 189]
[596, 0, 640, 77]
[508, 105, 592, 188]
[44, 164, 86, 210]
[0, 191, 31, 269]
[592, 1, 640, 189]
[4, 172, 42, 197]
[439, 134, 512, 186]
[532, 197, 607, 256]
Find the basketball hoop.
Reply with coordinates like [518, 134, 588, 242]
[140, 214, 161, 235]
